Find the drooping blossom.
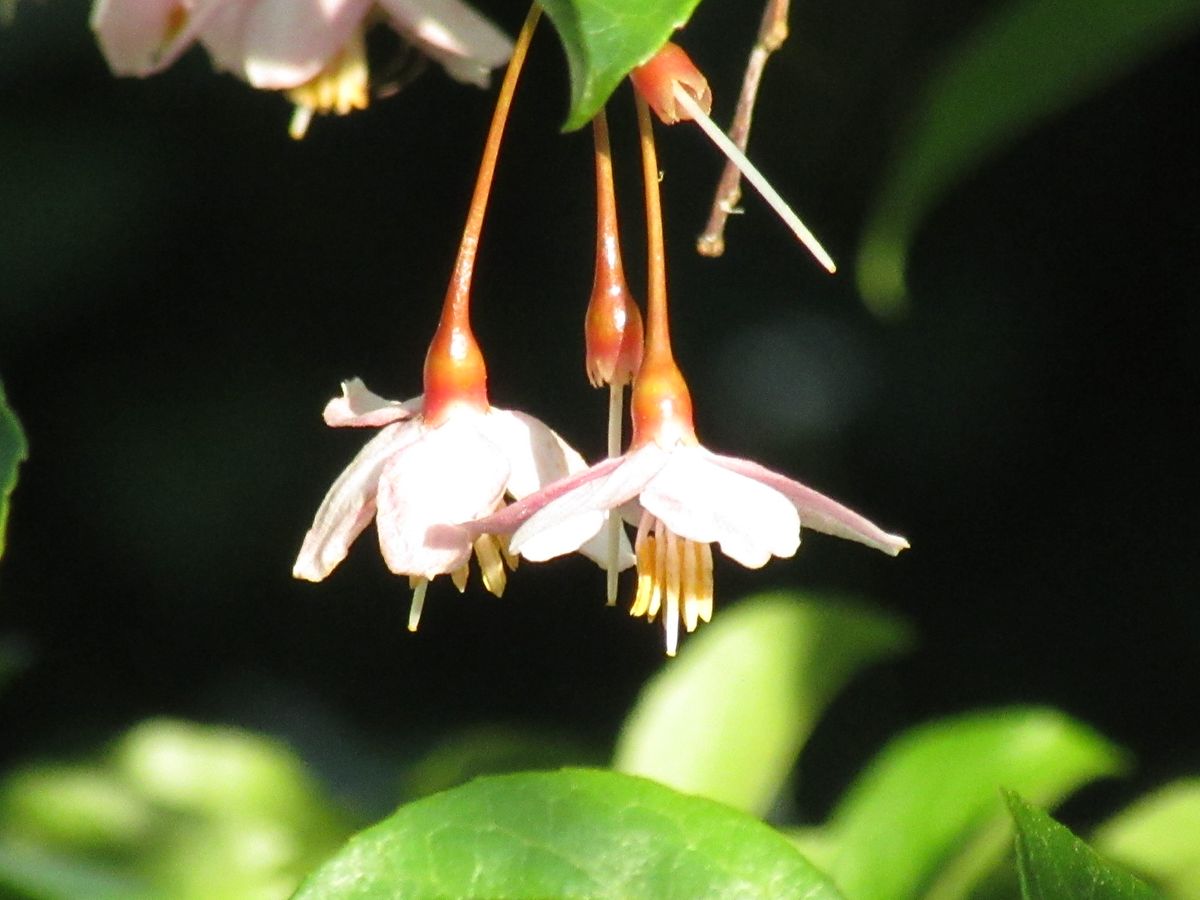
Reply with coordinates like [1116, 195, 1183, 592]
[90, 0, 512, 137]
[470, 93, 907, 654]
[293, 7, 630, 629]
[292, 376, 624, 629]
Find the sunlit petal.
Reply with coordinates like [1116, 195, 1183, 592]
[706, 450, 910, 556]
[292, 418, 425, 581]
[375, 417, 509, 578]
[641, 446, 800, 568]
[322, 378, 420, 427]
[240, 0, 373, 88]
[378, 0, 512, 87]
[510, 444, 667, 561]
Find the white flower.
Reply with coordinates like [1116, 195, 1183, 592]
[474, 438, 908, 654]
[293, 378, 629, 629]
[91, 0, 513, 136]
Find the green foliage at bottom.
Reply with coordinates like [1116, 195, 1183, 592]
[294, 768, 844, 900]
[1005, 790, 1160, 899]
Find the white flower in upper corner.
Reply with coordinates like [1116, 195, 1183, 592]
[472, 411, 908, 656]
[293, 378, 630, 630]
[90, 0, 513, 136]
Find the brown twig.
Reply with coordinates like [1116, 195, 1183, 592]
[696, 0, 790, 257]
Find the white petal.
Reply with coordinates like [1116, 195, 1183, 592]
[706, 450, 910, 556]
[375, 416, 509, 578]
[91, 0, 185, 74]
[641, 446, 800, 569]
[292, 418, 424, 581]
[240, 0, 373, 89]
[481, 408, 583, 498]
[511, 444, 667, 562]
[378, 0, 512, 87]
[322, 378, 421, 427]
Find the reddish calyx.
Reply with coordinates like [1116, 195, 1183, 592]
[630, 42, 712, 125]
[585, 260, 644, 388]
[422, 292, 489, 426]
[629, 347, 697, 449]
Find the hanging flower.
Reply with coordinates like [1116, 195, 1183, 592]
[293, 377, 623, 629]
[90, 0, 513, 137]
[294, 8, 630, 630]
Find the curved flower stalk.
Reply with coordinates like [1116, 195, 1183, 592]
[471, 93, 907, 655]
[292, 8, 630, 630]
[630, 42, 836, 273]
[90, 0, 512, 138]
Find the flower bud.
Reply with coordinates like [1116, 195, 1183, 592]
[629, 42, 712, 125]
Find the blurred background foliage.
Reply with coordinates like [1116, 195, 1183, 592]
[1, 0, 1199, 896]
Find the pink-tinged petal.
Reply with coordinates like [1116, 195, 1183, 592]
[322, 378, 421, 428]
[375, 416, 509, 578]
[378, 0, 512, 87]
[706, 450, 910, 556]
[467, 454, 627, 537]
[91, 0, 200, 75]
[240, 0, 373, 89]
[194, 3, 253, 76]
[641, 446, 800, 569]
[510, 444, 669, 562]
[293, 418, 425, 581]
[480, 408, 633, 569]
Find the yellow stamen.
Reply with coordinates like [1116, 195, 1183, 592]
[286, 28, 370, 139]
[408, 577, 429, 632]
[450, 564, 469, 593]
[627, 514, 716, 654]
[474, 534, 507, 597]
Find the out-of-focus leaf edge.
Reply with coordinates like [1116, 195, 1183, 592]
[0, 381, 28, 561]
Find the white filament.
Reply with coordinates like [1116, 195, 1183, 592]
[672, 85, 837, 274]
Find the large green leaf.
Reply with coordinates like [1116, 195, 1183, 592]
[613, 592, 910, 815]
[1093, 779, 1200, 898]
[294, 768, 844, 899]
[818, 707, 1125, 900]
[538, 0, 704, 131]
[1005, 790, 1160, 899]
[856, 0, 1200, 315]
[0, 379, 27, 561]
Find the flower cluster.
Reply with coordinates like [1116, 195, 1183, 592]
[98, 7, 908, 652]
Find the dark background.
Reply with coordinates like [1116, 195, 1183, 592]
[2, 0, 1198, 824]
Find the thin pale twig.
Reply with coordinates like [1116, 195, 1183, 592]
[697, 0, 790, 257]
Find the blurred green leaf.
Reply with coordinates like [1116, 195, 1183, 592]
[0, 719, 351, 900]
[0, 380, 27, 561]
[539, 0, 704, 130]
[821, 707, 1126, 900]
[1093, 779, 1200, 898]
[401, 725, 603, 800]
[856, 0, 1200, 315]
[613, 591, 910, 816]
[295, 768, 844, 899]
[1005, 790, 1160, 899]
[0, 840, 155, 900]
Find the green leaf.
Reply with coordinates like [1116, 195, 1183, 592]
[0, 379, 27, 561]
[1005, 790, 1160, 899]
[294, 768, 844, 899]
[821, 707, 1126, 900]
[538, 0, 704, 131]
[0, 840, 157, 900]
[856, 0, 1200, 315]
[613, 591, 911, 816]
[1093, 779, 1200, 898]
